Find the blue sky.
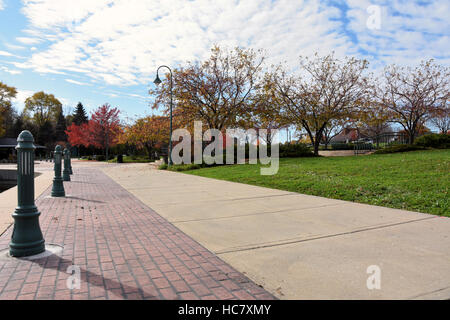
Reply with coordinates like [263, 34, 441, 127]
[0, 0, 449, 125]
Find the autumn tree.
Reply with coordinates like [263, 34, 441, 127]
[0, 81, 17, 137]
[88, 104, 121, 159]
[270, 53, 370, 155]
[66, 104, 121, 159]
[242, 83, 287, 145]
[150, 45, 265, 131]
[430, 103, 449, 134]
[375, 60, 449, 143]
[120, 115, 170, 160]
[24, 91, 62, 127]
[66, 122, 90, 148]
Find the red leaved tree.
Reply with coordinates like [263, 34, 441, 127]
[89, 104, 121, 159]
[66, 122, 90, 148]
[66, 103, 121, 159]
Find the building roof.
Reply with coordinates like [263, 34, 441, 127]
[330, 128, 359, 143]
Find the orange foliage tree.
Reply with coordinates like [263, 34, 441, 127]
[150, 45, 265, 131]
[119, 115, 169, 159]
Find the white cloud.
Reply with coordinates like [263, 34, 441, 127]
[3, 43, 26, 50]
[16, 0, 450, 86]
[346, 0, 450, 68]
[13, 89, 34, 106]
[16, 37, 42, 45]
[0, 0, 4, 11]
[65, 78, 90, 86]
[0, 66, 22, 75]
[0, 50, 13, 56]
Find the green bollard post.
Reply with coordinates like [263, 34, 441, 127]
[9, 131, 45, 257]
[62, 148, 71, 182]
[69, 150, 73, 175]
[51, 145, 65, 197]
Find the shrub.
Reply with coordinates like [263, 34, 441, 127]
[279, 143, 315, 157]
[158, 163, 168, 170]
[374, 144, 427, 154]
[87, 156, 92, 160]
[117, 154, 123, 163]
[96, 155, 105, 161]
[331, 143, 354, 150]
[414, 134, 450, 149]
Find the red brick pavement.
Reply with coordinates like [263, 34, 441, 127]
[0, 167, 276, 300]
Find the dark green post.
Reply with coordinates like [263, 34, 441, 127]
[62, 148, 71, 182]
[51, 145, 65, 197]
[9, 131, 45, 257]
[69, 149, 73, 175]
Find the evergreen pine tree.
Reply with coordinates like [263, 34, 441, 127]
[55, 110, 67, 141]
[73, 102, 88, 125]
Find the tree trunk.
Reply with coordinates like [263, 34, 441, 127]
[313, 138, 320, 156]
[145, 145, 153, 160]
[408, 129, 415, 144]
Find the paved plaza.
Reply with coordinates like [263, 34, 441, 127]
[0, 162, 275, 300]
[0, 160, 449, 300]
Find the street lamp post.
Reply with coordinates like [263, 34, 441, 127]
[154, 65, 173, 166]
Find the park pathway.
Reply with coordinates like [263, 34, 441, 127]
[102, 164, 450, 300]
[0, 167, 275, 300]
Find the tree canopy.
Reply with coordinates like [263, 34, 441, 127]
[0, 82, 18, 137]
[269, 53, 370, 155]
[375, 59, 449, 143]
[150, 45, 265, 131]
[119, 115, 170, 159]
[24, 91, 62, 127]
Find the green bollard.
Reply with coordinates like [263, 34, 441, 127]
[51, 145, 65, 197]
[62, 148, 71, 182]
[9, 131, 45, 257]
[69, 150, 73, 175]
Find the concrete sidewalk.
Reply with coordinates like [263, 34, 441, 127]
[102, 164, 450, 300]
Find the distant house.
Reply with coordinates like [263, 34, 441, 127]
[330, 128, 361, 144]
[0, 137, 46, 161]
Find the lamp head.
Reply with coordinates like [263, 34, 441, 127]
[153, 74, 162, 85]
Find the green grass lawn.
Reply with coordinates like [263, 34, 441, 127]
[184, 150, 450, 216]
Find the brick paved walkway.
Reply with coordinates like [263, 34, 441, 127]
[0, 167, 275, 300]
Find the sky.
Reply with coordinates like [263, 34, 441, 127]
[0, 0, 449, 123]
